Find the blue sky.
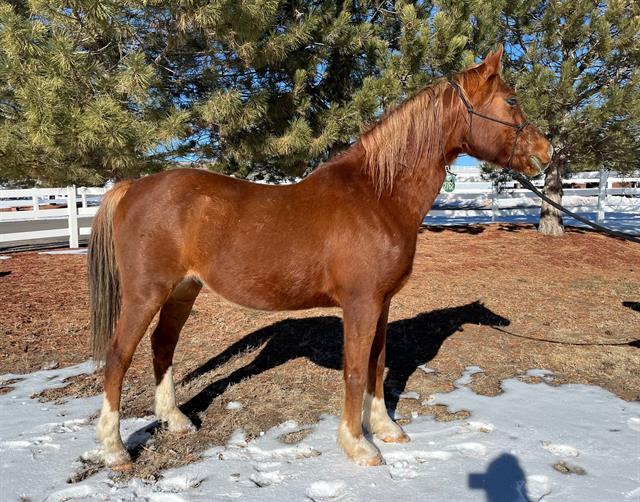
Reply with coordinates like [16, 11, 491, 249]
[455, 154, 479, 167]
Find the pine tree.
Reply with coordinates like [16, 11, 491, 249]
[0, 1, 485, 184]
[0, 1, 190, 185]
[3, 0, 636, 209]
[170, 0, 461, 179]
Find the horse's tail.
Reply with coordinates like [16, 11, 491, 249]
[88, 181, 133, 363]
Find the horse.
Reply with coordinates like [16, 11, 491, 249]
[88, 45, 552, 469]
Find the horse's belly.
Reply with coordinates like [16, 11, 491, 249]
[200, 265, 337, 311]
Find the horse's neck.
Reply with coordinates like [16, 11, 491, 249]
[388, 158, 447, 227]
[381, 106, 465, 228]
[319, 108, 464, 229]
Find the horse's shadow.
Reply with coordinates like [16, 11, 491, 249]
[179, 301, 509, 420]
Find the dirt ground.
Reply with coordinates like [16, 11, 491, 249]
[1, 223, 639, 479]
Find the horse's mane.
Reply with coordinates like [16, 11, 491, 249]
[351, 68, 494, 194]
[357, 79, 449, 194]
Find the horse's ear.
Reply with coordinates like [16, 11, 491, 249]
[477, 44, 504, 80]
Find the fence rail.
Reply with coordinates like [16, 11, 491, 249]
[1, 186, 107, 247]
[1, 170, 638, 248]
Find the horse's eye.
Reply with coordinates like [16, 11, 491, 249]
[506, 97, 518, 106]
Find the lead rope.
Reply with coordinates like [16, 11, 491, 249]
[509, 171, 640, 244]
[489, 324, 639, 347]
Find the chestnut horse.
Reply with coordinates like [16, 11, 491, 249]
[89, 46, 552, 468]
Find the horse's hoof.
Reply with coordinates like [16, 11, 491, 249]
[355, 453, 385, 467]
[171, 423, 196, 436]
[380, 431, 411, 443]
[165, 411, 196, 435]
[103, 449, 132, 470]
[168, 419, 196, 435]
[110, 461, 134, 472]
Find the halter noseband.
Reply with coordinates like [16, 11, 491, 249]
[448, 79, 529, 170]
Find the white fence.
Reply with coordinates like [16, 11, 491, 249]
[1, 170, 639, 248]
[426, 169, 640, 225]
[0, 186, 107, 247]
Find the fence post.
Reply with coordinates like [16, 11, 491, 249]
[67, 185, 79, 248]
[31, 194, 40, 213]
[597, 168, 609, 223]
[491, 181, 499, 222]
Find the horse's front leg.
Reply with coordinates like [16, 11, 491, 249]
[363, 299, 410, 443]
[338, 299, 384, 466]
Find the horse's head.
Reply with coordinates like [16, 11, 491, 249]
[452, 45, 552, 176]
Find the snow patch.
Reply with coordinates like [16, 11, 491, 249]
[250, 470, 285, 487]
[526, 474, 552, 501]
[421, 395, 436, 406]
[38, 249, 87, 255]
[449, 442, 488, 458]
[384, 449, 453, 463]
[454, 366, 484, 387]
[399, 391, 420, 400]
[220, 441, 321, 462]
[2, 364, 639, 501]
[157, 474, 205, 492]
[627, 417, 640, 432]
[625, 486, 640, 499]
[305, 480, 347, 501]
[465, 421, 495, 433]
[388, 460, 419, 479]
[227, 429, 248, 447]
[148, 494, 189, 502]
[542, 441, 579, 457]
[525, 369, 555, 379]
[253, 461, 282, 472]
[44, 483, 101, 501]
[226, 401, 243, 410]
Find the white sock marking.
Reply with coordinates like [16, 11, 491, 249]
[154, 366, 194, 432]
[337, 420, 380, 465]
[96, 394, 129, 465]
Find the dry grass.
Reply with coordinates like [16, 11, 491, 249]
[1, 223, 639, 479]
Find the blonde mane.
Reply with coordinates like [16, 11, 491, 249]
[358, 79, 448, 193]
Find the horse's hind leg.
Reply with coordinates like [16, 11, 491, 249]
[363, 300, 409, 443]
[97, 284, 170, 468]
[151, 278, 201, 433]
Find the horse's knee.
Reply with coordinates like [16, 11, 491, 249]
[344, 368, 367, 386]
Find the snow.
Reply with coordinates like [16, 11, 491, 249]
[1, 364, 639, 501]
[38, 249, 88, 255]
[426, 182, 640, 235]
[417, 364, 435, 374]
[305, 480, 347, 500]
[525, 369, 555, 378]
[426, 211, 640, 235]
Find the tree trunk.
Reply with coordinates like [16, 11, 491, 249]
[538, 161, 565, 236]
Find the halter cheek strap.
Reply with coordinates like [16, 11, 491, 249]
[448, 79, 529, 170]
